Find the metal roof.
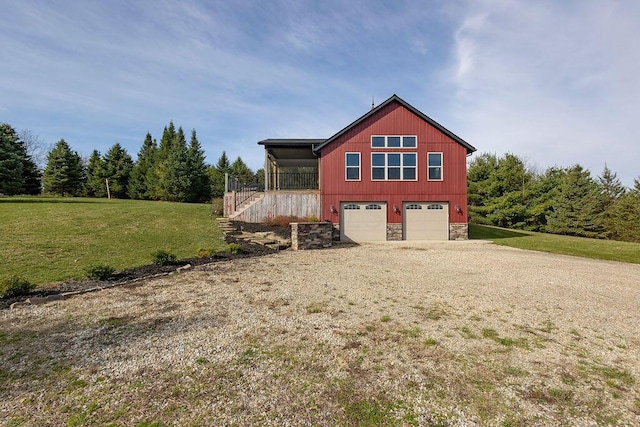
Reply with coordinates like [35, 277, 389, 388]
[312, 94, 476, 155]
[258, 139, 325, 148]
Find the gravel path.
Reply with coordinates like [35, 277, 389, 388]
[2, 241, 639, 426]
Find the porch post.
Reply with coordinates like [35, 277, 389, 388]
[264, 149, 270, 191]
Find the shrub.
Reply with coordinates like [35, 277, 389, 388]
[152, 250, 176, 266]
[0, 276, 35, 298]
[210, 198, 224, 216]
[86, 264, 116, 280]
[226, 243, 244, 254]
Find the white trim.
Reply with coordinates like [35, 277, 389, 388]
[427, 152, 443, 181]
[371, 152, 418, 181]
[345, 152, 361, 181]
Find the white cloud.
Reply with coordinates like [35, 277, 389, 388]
[447, 0, 640, 185]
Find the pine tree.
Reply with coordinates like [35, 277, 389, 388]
[607, 192, 640, 242]
[209, 151, 230, 197]
[598, 164, 625, 207]
[85, 150, 106, 197]
[43, 139, 84, 196]
[153, 122, 177, 200]
[230, 156, 254, 185]
[597, 164, 626, 238]
[546, 165, 605, 238]
[103, 143, 133, 198]
[0, 123, 25, 195]
[129, 133, 157, 200]
[186, 129, 211, 203]
[21, 155, 42, 195]
[163, 127, 190, 201]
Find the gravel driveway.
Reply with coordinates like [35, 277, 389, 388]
[2, 241, 639, 426]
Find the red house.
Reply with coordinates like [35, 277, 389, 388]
[225, 94, 476, 241]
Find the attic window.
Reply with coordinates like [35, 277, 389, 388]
[371, 135, 417, 148]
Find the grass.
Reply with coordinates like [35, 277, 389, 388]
[0, 196, 225, 286]
[469, 223, 640, 264]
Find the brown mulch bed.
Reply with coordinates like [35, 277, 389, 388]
[0, 225, 282, 310]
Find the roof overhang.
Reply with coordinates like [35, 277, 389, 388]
[259, 139, 324, 168]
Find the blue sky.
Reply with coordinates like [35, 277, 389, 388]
[1, 0, 638, 186]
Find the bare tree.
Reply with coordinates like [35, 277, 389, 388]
[20, 129, 50, 168]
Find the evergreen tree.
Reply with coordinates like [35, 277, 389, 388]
[255, 168, 265, 187]
[546, 165, 605, 238]
[467, 153, 500, 224]
[102, 143, 133, 198]
[524, 167, 565, 231]
[85, 150, 106, 197]
[186, 129, 211, 203]
[153, 122, 177, 200]
[43, 139, 84, 196]
[209, 151, 230, 197]
[597, 164, 626, 238]
[607, 191, 640, 242]
[21, 155, 42, 195]
[0, 123, 25, 195]
[166, 127, 191, 201]
[230, 156, 254, 185]
[128, 133, 157, 200]
[598, 164, 626, 207]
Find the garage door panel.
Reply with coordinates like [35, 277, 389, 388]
[404, 202, 449, 240]
[341, 202, 387, 242]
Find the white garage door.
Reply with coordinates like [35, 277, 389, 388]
[340, 202, 387, 242]
[404, 202, 449, 240]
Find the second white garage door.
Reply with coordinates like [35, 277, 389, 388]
[340, 202, 387, 242]
[403, 202, 449, 240]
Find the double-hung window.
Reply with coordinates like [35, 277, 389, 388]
[371, 153, 417, 181]
[345, 152, 360, 181]
[428, 153, 443, 181]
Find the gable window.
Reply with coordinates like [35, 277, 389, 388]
[345, 152, 360, 181]
[371, 135, 417, 148]
[371, 153, 417, 181]
[428, 153, 443, 181]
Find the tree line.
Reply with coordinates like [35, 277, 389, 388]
[0, 121, 260, 202]
[468, 153, 640, 242]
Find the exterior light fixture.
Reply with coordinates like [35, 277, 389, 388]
[455, 204, 462, 213]
[330, 205, 337, 214]
[393, 204, 399, 213]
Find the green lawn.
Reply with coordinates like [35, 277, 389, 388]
[470, 223, 640, 264]
[0, 196, 225, 287]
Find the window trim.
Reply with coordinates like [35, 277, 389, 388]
[371, 152, 418, 181]
[370, 135, 418, 149]
[427, 152, 443, 181]
[345, 152, 361, 181]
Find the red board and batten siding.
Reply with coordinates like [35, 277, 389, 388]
[319, 101, 469, 224]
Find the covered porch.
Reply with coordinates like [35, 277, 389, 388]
[258, 139, 323, 191]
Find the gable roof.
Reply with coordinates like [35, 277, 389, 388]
[312, 94, 476, 155]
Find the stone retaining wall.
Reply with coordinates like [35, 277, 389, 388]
[291, 222, 333, 250]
